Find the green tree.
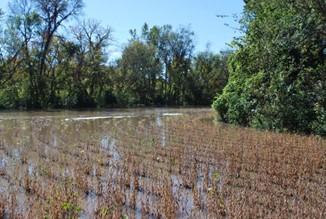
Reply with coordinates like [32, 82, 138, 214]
[1, 0, 85, 108]
[0, 8, 6, 86]
[213, 0, 326, 135]
[190, 49, 230, 105]
[66, 19, 113, 107]
[34, 0, 84, 108]
[1, 0, 41, 108]
[45, 36, 76, 107]
[118, 40, 162, 105]
[141, 24, 195, 105]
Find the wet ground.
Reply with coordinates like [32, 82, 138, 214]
[0, 107, 324, 218]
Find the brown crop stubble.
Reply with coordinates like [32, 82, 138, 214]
[0, 111, 325, 218]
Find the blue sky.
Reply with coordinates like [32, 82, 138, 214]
[0, 0, 244, 57]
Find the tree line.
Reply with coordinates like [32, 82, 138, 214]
[0, 0, 230, 109]
[213, 0, 326, 136]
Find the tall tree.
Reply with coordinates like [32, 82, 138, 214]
[33, 0, 84, 107]
[141, 24, 195, 105]
[168, 26, 194, 105]
[0, 8, 5, 83]
[191, 49, 230, 105]
[67, 19, 113, 107]
[118, 40, 162, 105]
[4, 0, 41, 108]
[213, 0, 326, 135]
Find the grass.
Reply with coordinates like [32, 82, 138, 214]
[0, 109, 325, 218]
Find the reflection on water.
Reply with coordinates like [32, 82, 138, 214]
[28, 164, 34, 176]
[155, 116, 166, 147]
[100, 136, 109, 149]
[66, 115, 136, 121]
[12, 148, 20, 158]
[162, 113, 183, 116]
[52, 136, 58, 148]
[0, 107, 214, 218]
[83, 191, 98, 219]
[161, 129, 166, 147]
[100, 135, 119, 163]
[155, 117, 162, 127]
[0, 157, 8, 168]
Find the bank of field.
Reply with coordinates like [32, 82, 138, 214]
[0, 109, 325, 218]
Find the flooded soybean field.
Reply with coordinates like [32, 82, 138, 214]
[0, 108, 325, 218]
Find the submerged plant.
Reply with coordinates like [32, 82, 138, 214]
[0, 109, 324, 218]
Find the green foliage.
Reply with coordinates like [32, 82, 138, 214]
[0, 2, 229, 110]
[118, 40, 161, 105]
[62, 201, 81, 216]
[118, 23, 228, 106]
[115, 92, 136, 106]
[101, 208, 108, 217]
[213, 172, 221, 181]
[192, 49, 231, 105]
[213, 0, 326, 136]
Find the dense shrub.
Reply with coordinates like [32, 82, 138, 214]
[213, 0, 326, 136]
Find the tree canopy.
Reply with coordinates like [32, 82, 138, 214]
[117, 23, 231, 106]
[1, 0, 324, 136]
[0, 1, 230, 109]
[213, 0, 326, 136]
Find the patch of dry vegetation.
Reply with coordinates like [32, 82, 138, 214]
[0, 111, 325, 218]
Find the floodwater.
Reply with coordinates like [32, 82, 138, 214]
[0, 107, 325, 218]
[0, 107, 216, 218]
[0, 107, 212, 152]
